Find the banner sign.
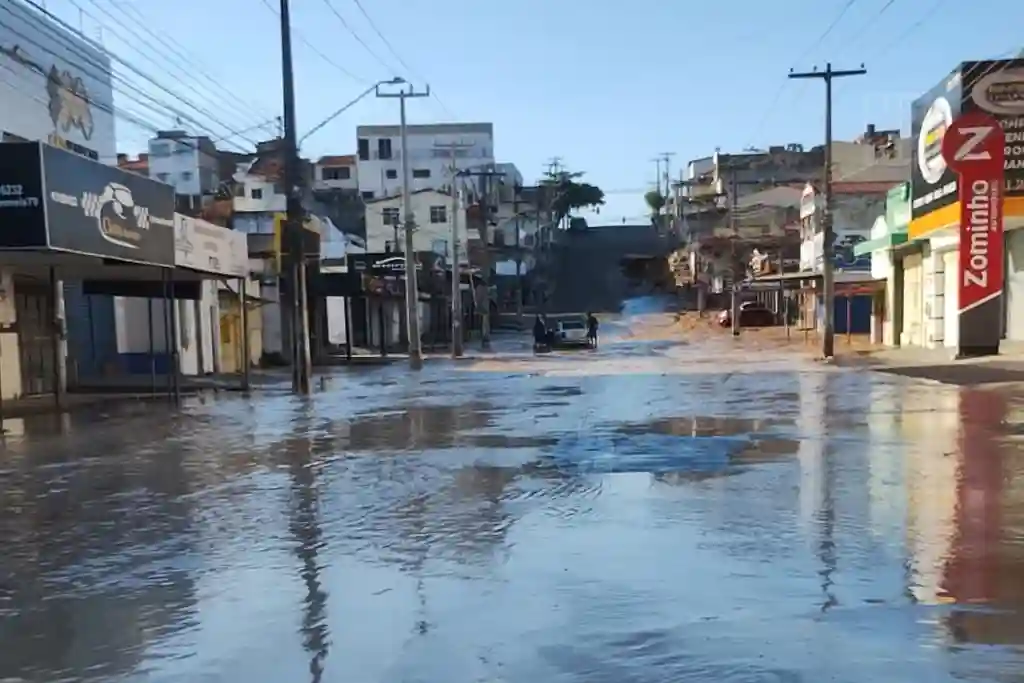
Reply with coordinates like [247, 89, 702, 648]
[942, 110, 1006, 356]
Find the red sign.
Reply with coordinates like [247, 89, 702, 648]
[941, 111, 1005, 315]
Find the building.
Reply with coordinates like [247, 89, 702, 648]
[364, 189, 466, 258]
[117, 152, 149, 176]
[313, 154, 358, 192]
[146, 130, 220, 200]
[356, 122, 494, 200]
[0, 0, 116, 162]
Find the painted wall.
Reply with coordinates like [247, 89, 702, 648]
[0, 271, 20, 400]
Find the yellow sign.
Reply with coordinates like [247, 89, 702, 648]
[909, 196, 1024, 240]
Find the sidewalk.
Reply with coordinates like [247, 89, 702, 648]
[1, 392, 171, 420]
[832, 340, 1024, 386]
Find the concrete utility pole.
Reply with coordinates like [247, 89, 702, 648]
[458, 168, 506, 350]
[789, 63, 866, 359]
[729, 171, 740, 337]
[278, 0, 311, 394]
[376, 82, 431, 370]
[435, 142, 474, 358]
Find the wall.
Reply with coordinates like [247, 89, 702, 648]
[356, 123, 494, 198]
[0, 271, 20, 400]
[233, 176, 286, 213]
[365, 191, 465, 255]
[0, 1, 116, 163]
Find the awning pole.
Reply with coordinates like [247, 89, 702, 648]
[240, 276, 250, 392]
[168, 273, 181, 405]
[161, 270, 172, 401]
[148, 297, 156, 395]
[50, 266, 66, 411]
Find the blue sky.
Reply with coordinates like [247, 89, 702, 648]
[40, 0, 1024, 223]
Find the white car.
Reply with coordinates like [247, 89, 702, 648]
[556, 319, 589, 346]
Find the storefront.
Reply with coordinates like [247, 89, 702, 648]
[909, 57, 1024, 356]
[0, 141, 175, 403]
[853, 183, 911, 345]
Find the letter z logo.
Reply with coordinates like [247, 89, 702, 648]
[954, 125, 993, 162]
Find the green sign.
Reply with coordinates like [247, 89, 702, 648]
[885, 182, 910, 232]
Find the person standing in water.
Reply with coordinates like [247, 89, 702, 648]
[586, 312, 599, 348]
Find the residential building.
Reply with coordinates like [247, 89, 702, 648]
[147, 130, 219, 199]
[356, 122, 494, 200]
[117, 153, 149, 176]
[364, 189, 467, 259]
[314, 154, 358, 192]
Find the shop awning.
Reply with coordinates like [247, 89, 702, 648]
[852, 232, 908, 257]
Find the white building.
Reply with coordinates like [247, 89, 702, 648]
[0, 0, 116, 163]
[356, 122, 494, 200]
[364, 189, 467, 260]
[313, 154, 358, 192]
[147, 130, 219, 198]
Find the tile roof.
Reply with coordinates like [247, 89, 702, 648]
[317, 154, 356, 166]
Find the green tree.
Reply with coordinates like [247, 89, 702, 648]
[541, 170, 605, 223]
[644, 190, 666, 215]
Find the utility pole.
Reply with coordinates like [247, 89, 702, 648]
[789, 62, 866, 359]
[661, 152, 675, 199]
[435, 142, 474, 358]
[278, 0, 311, 394]
[513, 187, 522, 326]
[376, 83, 431, 370]
[729, 170, 740, 337]
[458, 168, 506, 350]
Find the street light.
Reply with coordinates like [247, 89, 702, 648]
[298, 77, 405, 147]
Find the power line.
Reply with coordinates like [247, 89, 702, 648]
[319, 0, 397, 75]
[348, 0, 455, 119]
[10, 1, 259, 148]
[97, 0, 277, 134]
[258, 0, 366, 84]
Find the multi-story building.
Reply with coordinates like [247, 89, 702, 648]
[0, 0, 116, 162]
[146, 130, 219, 199]
[364, 189, 467, 259]
[355, 122, 494, 200]
[313, 154, 358, 192]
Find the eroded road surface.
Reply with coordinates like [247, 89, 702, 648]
[3, 299, 1024, 682]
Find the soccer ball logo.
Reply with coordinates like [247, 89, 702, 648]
[81, 182, 149, 249]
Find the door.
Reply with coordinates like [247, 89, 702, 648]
[1005, 230, 1024, 340]
[15, 280, 56, 395]
[943, 251, 959, 349]
[901, 254, 924, 346]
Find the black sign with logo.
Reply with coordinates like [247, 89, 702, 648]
[961, 58, 1024, 196]
[910, 67, 963, 220]
[0, 142, 175, 266]
[0, 142, 46, 247]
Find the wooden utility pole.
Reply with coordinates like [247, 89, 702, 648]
[789, 62, 866, 359]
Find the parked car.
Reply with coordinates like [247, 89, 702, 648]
[553, 318, 590, 347]
[718, 302, 777, 328]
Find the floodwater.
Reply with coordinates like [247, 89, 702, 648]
[2, 298, 1024, 682]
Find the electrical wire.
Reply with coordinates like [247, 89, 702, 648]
[319, 0, 396, 76]
[258, 0, 366, 84]
[0, 12, 255, 154]
[8, 1, 258, 149]
[348, 0, 456, 119]
[92, 0, 277, 135]
[68, 0, 269, 142]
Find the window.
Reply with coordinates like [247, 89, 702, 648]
[429, 205, 447, 224]
[412, 168, 430, 179]
[323, 166, 351, 180]
[150, 142, 171, 157]
[382, 207, 400, 225]
[181, 171, 193, 181]
[385, 169, 398, 180]
[378, 138, 392, 159]
[251, 188, 263, 200]
[357, 138, 369, 160]
[361, 190, 375, 200]
[156, 172, 169, 182]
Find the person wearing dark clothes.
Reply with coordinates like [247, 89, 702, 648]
[586, 312, 599, 348]
[533, 315, 547, 351]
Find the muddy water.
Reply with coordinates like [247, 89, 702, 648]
[1, 317, 1024, 681]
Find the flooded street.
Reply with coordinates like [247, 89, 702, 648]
[2, 300, 1024, 682]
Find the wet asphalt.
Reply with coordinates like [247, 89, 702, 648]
[2, 297, 1024, 682]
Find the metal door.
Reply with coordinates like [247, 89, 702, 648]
[15, 281, 55, 395]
